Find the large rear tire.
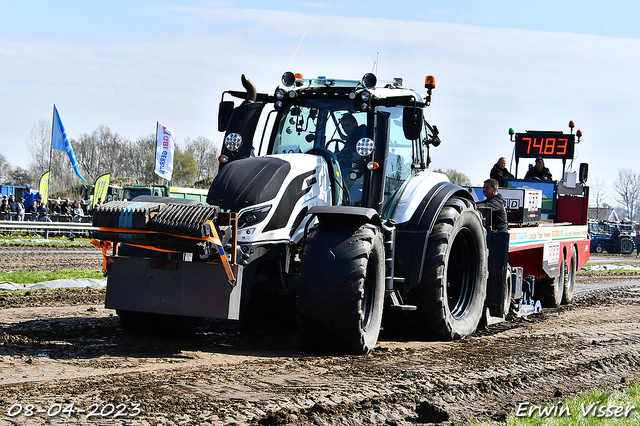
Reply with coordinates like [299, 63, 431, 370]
[297, 223, 385, 354]
[620, 237, 635, 254]
[410, 197, 488, 340]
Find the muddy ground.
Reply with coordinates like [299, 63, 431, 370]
[0, 244, 639, 425]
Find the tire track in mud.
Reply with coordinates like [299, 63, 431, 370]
[0, 287, 639, 425]
[0, 244, 102, 272]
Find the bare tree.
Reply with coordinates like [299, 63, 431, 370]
[613, 169, 640, 221]
[182, 136, 220, 182]
[7, 167, 31, 186]
[74, 125, 131, 183]
[26, 119, 81, 194]
[26, 119, 51, 175]
[434, 168, 472, 186]
[589, 178, 609, 220]
[0, 152, 10, 183]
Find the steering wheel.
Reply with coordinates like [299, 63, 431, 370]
[325, 138, 347, 153]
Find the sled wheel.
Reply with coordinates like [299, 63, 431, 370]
[412, 196, 488, 340]
[116, 310, 202, 337]
[595, 245, 603, 253]
[562, 246, 578, 305]
[501, 264, 513, 317]
[297, 223, 385, 354]
[539, 252, 565, 308]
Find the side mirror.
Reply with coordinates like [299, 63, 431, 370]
[430, 125, 441, 147]
[218, 101, 235, 132]
[402, 107, 423, 140]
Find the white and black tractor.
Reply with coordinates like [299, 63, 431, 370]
[93, 72, 490, 354]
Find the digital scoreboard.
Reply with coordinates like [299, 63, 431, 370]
[515, 132, 575, 160]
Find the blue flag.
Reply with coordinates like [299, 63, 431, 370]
[52, 105, 86, 182]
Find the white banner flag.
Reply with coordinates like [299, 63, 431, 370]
[154, 122, 176, 181]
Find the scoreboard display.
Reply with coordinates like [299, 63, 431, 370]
[515, 132, 575, 160]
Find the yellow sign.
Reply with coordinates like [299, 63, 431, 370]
[92, 173, 111, 208]
[39, 171, 50, 204]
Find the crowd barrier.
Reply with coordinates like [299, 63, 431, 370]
[0, 217, 97, 239]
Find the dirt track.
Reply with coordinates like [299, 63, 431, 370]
[0, 246, 639, 425]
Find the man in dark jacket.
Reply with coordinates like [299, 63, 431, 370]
[477, 178, 508, 232]
[489, 157, 514, 186]
[524, 157, 553, 180]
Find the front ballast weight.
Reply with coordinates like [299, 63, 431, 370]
[92, 201, 238, 285]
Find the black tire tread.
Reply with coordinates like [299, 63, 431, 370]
[400, 197, 487, 340]
[296, 223, 384, 354]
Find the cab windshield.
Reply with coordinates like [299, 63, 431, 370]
[272, 99, 369, 206]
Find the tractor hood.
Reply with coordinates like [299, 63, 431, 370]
[207, 154, 330, 242]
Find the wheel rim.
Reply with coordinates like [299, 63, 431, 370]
[447, 226, 478, 319]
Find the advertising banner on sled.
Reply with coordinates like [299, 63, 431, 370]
[154, 122, 175, 181]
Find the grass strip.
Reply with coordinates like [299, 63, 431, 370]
[0, 269, 103, 284]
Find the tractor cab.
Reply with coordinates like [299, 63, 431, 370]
[217, 72, 441, 217]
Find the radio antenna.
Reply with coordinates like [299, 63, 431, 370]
[286, 28, 308, 71]
[371, 52, 379, 74]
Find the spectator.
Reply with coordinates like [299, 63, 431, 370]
[81, 200, 89, 215]
[8, 194, 17, 220]
[90, 198, 103, 216]
[16, 198, 25, 221]
[0, 197, 11, 220]
[37, 202, 52, 222]
[26, 200, 38, 221]
[51, 200, 61, 219]
[489, 157, 514, 187]
[60, 198, 71, 216]
[71, 201, 83, 222]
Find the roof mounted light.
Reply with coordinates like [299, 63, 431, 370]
[424, 75, 436, 106]
[425, 75, 436, 89]
[282, 71, 296, 87]
[509, 127, 515, 141]
[576, 129, 582, 142]
[362, 73, 377, 89]
[569, 120, 575, 131]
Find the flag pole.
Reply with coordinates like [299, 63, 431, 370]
[46, 104, 55, 205]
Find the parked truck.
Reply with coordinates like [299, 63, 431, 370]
[92, 72, 590, 354]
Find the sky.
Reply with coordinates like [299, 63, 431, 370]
[1, 0, 639, 197]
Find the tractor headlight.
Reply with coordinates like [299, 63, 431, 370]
[360, 90, 371, 102]
[224, 133, 243, 151]
[356, 138, 375, 157]
[275, 89, 285, 100]
[238, 205, 272, 228]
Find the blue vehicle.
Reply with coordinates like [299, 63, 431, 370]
[589, 230, 635, 254]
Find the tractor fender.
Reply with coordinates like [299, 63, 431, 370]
[394, 181, 479, 293]
[306, 205, 382, 229]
